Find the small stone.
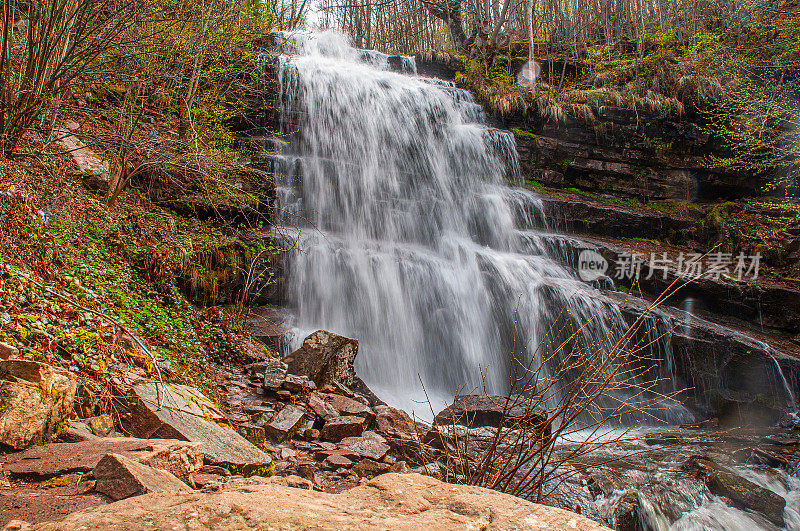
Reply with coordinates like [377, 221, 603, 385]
[62, 421, 98, 442]
[320, 416, 364, 442]
[265, 405, 306, 441]
[389, 460, 410, 473]
[262, 358, 288, 389]
[302, 428, 320, 440]
[351, 458, 391, 478]
[324, 454, 353, 469]
[341, 437, 389, 461]
[189, 472, 225, 489]
[308, 393, 339, 419]
[93, 453, 189, 501]
[323, 394, 374, 420]
[85, 414, 114, 437]
[283, 374, 317, 393]
[239, 423, 266, 445]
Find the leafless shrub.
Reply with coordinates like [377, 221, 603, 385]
[0, 0, 134, 156]
[420, 279, 692, 503]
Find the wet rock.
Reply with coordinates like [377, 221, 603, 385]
[265, 405, 306, 441]
[284, 330, 358, 387]
[93, 453, 189, 501]
[0, 360, 77, 449]
[687, 455, 786, 526]
[352, 458, 391, 477]
[714, 391, 785, 428]
[320, 415, 364, 442]
[433, 394, 550, 435]
[610, 490, 640, 531]
[129, 382, 271, 471]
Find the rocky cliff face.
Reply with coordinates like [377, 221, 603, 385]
[498, 108, 763, 201]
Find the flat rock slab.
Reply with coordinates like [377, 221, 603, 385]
[130, 382, 271, 470]
[1, 438, 199, 477]
[26, 473, 609, 530]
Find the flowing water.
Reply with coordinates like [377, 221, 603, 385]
[269, 30, 800, 530]
[272, 30, 689, 421]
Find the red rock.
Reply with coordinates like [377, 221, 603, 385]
[265, 405, 306, 442]
[0, 341, 18, 360]
[320, 416, 364, 442]
[93, 453, 189, 501]
[323, 454, 353, 469]
[308, 393, 339, 419]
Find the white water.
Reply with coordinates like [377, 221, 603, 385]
[273, 30, 690, 421]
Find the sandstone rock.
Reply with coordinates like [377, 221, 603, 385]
[352, 458, 391, 477]
[284, 330, 358, 387]
[93, 453, 189, 501]
[1, 438, 202, 480]
[129, 382, 271, 471]
[434, 394, 550, 436]
[0, 360, 77, 449]
[341, 437, 390, 461]
[26, 473, 610, 530]
[85, 415, 115, 437]
[0, 341, 18, 360]
[265, 405, 306, 441]
[320, 415, 364, 442]
[62, 420, 99, 442]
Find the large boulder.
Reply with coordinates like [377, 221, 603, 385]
[26, 473, 609, 530]
[284, 330, 358, 387]
[0, 360, 77, 449]
[434, 394, 550, 436]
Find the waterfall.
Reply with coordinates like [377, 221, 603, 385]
[273, 31, 690, 422]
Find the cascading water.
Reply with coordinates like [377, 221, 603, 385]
[272, 30, 690, 422]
